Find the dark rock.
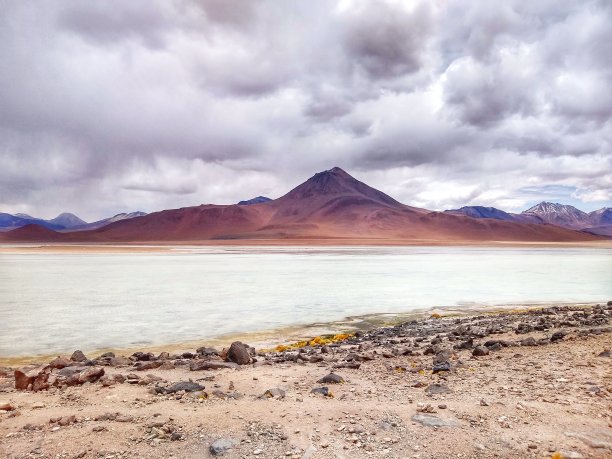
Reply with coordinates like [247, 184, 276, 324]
[520, 337, 537, 346]
[317, 373, 344, 384]
[70, 350, 88, 362]
[333, 361, 361, 369]
[75, 367, 104, 385]
[133, 360, 163, 371]
[48, 357, 72, 369]
[483, 340, 505, 351]
[132, 352, 155, 362]
[226, 342, 251, 365]
[311, 386, 332, 397]
[181, 352, 195, 359]
[455, 338, 473, 350]
[597, 350, 610, 358]
[196, 347, 219, 356]
[159, 381, 205, 394]
[551, 331, 566, 342]
[432, 361, 451, 373]
[472, 346, 489, 357]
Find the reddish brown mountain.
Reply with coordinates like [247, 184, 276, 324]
[0, 167, 603, 243]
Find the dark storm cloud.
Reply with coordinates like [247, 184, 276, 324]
[342, 2, 433, 80]
[0, 0, 610, 220]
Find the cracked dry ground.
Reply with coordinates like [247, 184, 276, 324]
[1, 305, 611, 459]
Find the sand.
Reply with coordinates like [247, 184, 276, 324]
[1, 305, 611, 459]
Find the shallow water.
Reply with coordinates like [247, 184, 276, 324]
[0, 246, 610, 357]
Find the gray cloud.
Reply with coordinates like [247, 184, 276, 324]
[0, 0, 610, 220]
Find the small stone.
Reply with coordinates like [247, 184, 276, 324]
[263, 388, 285, 399]
[472, 346, 489, 357]
[210, 438, 238, 455]
[0, 402, 16, 411]
[311, 387, 332, 397]
[317, 373, 344, 384]
[411, 414, 460, 428]
[426, 383, 451, 395]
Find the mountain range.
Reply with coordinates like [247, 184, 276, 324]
[0, 211, 146, 232]
[446, 202, 612, 236]
[0, 167, 605, 243]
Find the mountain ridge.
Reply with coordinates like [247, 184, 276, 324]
[1, 167, 603, 243]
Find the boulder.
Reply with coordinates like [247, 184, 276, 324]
[226, 342, 251, 365]
[317, 373, 344, 384]
[70, 350, 88, 362]
[49, 357, 72, 369]
[14, 365, 50, 391]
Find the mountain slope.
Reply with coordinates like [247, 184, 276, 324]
[0, 168, 603, 243]
[70, 212, 147, 231]
[521, 202, 590, 229]
[445, 206, 544, 224]
[47, 213, 87, 229]
[238, 196, 272, 206]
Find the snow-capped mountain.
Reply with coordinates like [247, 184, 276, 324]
[521, 202, 590, 229]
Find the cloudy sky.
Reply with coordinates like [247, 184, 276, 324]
[1, 0, 610, 221]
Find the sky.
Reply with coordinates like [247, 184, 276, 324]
[0, 0, 610, 221]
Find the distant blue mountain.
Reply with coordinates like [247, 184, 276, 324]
[237, 196, 272, 205]
[445, 206, 517, 221]
[0, 211, 146, 232]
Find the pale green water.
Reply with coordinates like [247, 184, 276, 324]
[0, 246, 610, 357]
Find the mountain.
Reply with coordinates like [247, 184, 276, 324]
[0, 213, 66, 232]
[1, 224, 69, 242]
[238, 196, 272, 206]
[588, 207, 612, 226]
[521, 202, 590, 229]
[444, 206, 545, 225]
[0, 211, 146, 232]
[445, 206, 517, 221]
[448, 202, 611, 234]
[71, 212, 147, 231]
[0, 168, 603, 243]
[47, 212, 87, 229]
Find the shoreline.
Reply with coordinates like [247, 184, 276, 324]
[0, 301, 603, 366]
[1, 238, 611, 254]
[1, 301, 610, 458]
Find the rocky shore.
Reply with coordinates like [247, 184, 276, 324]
[1, 303, 611, 459]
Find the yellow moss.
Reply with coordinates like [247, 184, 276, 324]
[550, 453, 563, 459]
[268, 332, 354, 354]
[418, 369, 425, 375]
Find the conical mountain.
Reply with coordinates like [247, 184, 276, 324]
[0, 168, 602, 243]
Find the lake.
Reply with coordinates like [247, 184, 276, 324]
[1, 245, 611, 358]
